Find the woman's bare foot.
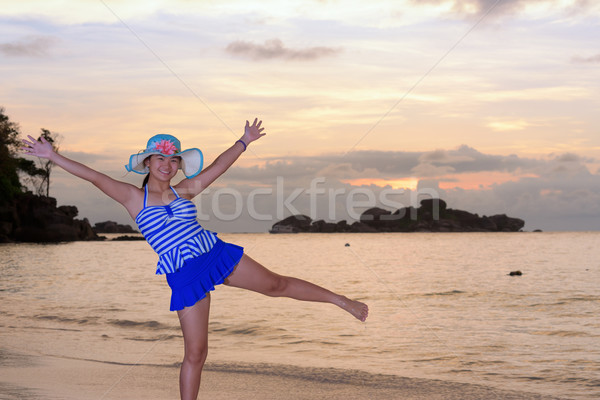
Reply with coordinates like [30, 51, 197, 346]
[338, 296, 369, 322]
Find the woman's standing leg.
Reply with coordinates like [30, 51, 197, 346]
[224, 254, 368, 321]
[177, 294, 211, 400]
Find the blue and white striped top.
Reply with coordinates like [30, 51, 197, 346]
[135, 186, 217, 275]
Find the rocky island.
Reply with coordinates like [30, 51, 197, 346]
[0, 194, 143, 243]
[270, 199, 525, 233]
[0, 192, 100, 243]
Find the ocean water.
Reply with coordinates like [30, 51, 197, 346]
[1, 232, 598, 399]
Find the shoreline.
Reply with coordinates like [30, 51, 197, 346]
[0, 351, 569, 400]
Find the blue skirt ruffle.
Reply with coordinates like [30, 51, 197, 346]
[165, 239, 243, 311]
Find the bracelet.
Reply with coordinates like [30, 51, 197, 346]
[235, 139, 247, 151]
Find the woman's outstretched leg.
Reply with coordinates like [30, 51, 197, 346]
[177, 294, 211, 400]
[224, 254, 368, 321]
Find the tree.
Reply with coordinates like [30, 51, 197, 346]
[0, 107, 24, 204]
[0, 108, 54, 202]
[34, 128, 61, 197]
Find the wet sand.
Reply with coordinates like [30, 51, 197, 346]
[0, 350, 568, 400]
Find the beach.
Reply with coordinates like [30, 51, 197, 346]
[1, 232, 598, 399]
[1, 351, 568, 400]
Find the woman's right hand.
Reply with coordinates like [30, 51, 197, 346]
[22, 135, 54, 160]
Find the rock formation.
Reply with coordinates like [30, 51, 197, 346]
[93, 221, 138, 234]
[270, 198, 525, 233]
[0, 192, 100, 242]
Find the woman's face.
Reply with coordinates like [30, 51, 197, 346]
[146, 154, 181, 180]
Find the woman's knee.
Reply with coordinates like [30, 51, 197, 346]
[184, 342, 208, 366]
[266, 275, 289, 297]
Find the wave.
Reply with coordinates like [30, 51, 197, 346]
[422, 290, 467, 297]
[209, 324, 288, 337]
[285, 339, 340, 346]
[0, 381, 47, 400]
[559, 295, 600, 303]
[515, 373, 600, 388]
[204, 361, 575, 400]
[21, 325, 82, 333]
[34, 314, 95, 325]
[124, 334, 181, 342]
[528, 295, 600, 308]
[34, 315, 176, 331]
[0, 349, 37, 368]
[530, 330, 595, 338]
[107, 319, 173, 330]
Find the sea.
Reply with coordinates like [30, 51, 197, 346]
[1, 232, 598, 399]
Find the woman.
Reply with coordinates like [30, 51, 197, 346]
[22, 119, 368, 400]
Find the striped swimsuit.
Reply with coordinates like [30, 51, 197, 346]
[135, 186, 218, 275]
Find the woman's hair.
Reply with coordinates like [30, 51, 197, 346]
[141, 156, 152, 188]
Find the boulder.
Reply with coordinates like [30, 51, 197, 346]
[93, 221, 138, 234]
[419, 198, 447, 215]
[360, 207, 392, 223]
[478, 216, 498, 231]
[2, 192, 100, 242]
[360, 207, 396, 230]
[489, 214, 525, 232]
[336, 220, 351, 232]
[350, 221, 378, 233]
[112, 235, 145, 241]
[270, 214, 312, 233]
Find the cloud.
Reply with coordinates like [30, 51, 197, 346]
[225, 39, 341, 61]
[418, 148, 475, 164]
[409, 0, 528, 17]
[47, 146, 599, 232]
[451, 0, 525, 15]
[477, 86, 591, 102]
[0, 36, 57, 57]
[221, 145, 554, 185]
[486, 119, 540, 131]
[572, 53, 600, 64]
[222, 147, 600, 231]
[411, 162, 456, 178]
[553, 153, 581, 163]
[410, 0, 600, 19]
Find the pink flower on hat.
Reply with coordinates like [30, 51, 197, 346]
[152, 139, 178, 155]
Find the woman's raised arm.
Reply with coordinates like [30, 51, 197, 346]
[22, 135, 141, 213]
[175, 118, 265, 199]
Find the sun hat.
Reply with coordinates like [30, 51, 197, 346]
[125, 134, 203, 179]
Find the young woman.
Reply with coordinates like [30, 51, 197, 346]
[22, 119, 368, 400]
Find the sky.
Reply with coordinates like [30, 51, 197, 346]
[1, 0, 599, 232]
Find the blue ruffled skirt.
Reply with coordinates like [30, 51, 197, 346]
[165, 239, 243, 311]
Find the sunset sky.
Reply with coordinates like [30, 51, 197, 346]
[2, 0, 599, 232]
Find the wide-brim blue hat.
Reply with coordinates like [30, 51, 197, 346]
[125, 134, 203, 179]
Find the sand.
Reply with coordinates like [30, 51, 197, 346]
[0, 350, 568, 400]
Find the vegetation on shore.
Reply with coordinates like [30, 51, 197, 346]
[0, 108, 97, 242]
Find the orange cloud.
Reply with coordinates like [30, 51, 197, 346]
[438, 171, 538, 190]
[340, 178, 419, 190]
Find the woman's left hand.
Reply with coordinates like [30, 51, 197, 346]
[241, 118, 266, 144]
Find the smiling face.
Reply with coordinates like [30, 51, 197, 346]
[145, 154, 182, 181]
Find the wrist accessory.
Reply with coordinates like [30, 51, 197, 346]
[235, 139, 247, 151]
